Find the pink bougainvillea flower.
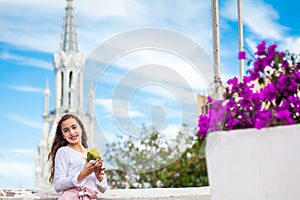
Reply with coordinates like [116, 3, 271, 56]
[197, 40, 300, 138]
[238, 51, 246, 60]
[206, 96, 214, 104]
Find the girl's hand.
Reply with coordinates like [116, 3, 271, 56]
[94, 160, 106, 182]
[77, 160, 101, 182]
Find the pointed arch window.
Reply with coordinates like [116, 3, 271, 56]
[61, 71, 64, 106]
[69, 71, 73, 107]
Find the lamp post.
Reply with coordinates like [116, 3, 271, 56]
[237, 0, 244, 81]
[211, 0, 222, 99]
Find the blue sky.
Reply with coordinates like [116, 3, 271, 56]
[0, 0, 300, 189]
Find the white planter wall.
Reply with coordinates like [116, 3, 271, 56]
[206, 124, 300, 200]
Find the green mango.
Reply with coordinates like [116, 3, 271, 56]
[86, 149, 102, 161]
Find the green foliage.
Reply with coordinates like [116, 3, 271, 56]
[104, 126, 208, 189]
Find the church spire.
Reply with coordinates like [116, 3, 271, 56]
[60, 0, 78, 53]
[54, 0, 85, 113]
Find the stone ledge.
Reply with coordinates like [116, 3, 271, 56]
[0, 187, 210, 200]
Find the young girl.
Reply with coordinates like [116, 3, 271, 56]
[48, 114, 108, 199]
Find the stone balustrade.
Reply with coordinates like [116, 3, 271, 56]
[0, 187, 210, 200]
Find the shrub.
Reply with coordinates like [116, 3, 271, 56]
[198, 41, 300, 138]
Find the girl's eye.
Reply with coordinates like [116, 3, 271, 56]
[63, 129, 69, 133]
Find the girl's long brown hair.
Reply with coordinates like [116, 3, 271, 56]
[48, 114, 88, 183]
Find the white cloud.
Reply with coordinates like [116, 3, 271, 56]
[0, 147, 35, 188]
[95, 98, 145, 120]
[11, 149, 36, 155]
[245, 35, 300, 63]
[117, 49, 211, 89]
[88, 48, 212, 98]
[0, 161, 34, 183]
[245, 29, 300, 57]
[0, 148, 35, 155]
[2, 84, 43, 93]
[222, 0, 287, 40]
[245, 38, 259, 54]
[0, 0, 213, 57]
[0, 51, 52, 70]
[221, 71, 239, 84]
[95, 98, 112, 113]
[0, 0, 63, 52]
[0, 0, 62, 8]
[8, 114, 42, 130]
[161, 124, 182, 140]
[141, 1, 212, 50]
[128, 110, 145, 118]
[281, 37, 300, 53]
[75, 0, 146, 19]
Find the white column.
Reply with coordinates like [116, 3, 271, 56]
[43, 79, 50, 116]
[88, 83, 95, 118]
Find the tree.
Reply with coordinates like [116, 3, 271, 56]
[104, 125, 208, 189]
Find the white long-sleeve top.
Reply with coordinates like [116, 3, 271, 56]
[54, 146, 108, 194]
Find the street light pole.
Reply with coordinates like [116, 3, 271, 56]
[211, 0, 222, 99]
[237, 0, 244, 81]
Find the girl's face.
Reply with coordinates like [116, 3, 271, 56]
[61, 117, 82, 145]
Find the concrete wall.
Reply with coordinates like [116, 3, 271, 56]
[206, 124, 300, 200]
[0, 187, 210, 200]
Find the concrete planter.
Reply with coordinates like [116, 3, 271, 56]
[205, 124, 300, 200]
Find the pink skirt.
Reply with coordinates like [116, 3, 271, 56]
[58, 186, 98, 200]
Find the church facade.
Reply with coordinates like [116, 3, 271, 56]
[35, 0, 96, 188]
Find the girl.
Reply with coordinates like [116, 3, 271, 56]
[48, 114, 108, 199]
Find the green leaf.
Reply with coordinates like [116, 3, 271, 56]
[258, 77, 265, 85]
[275, 96, 282, 106]
[274, 53, 282, 70]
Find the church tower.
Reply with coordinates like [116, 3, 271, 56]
[35, 0, 96, 188]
